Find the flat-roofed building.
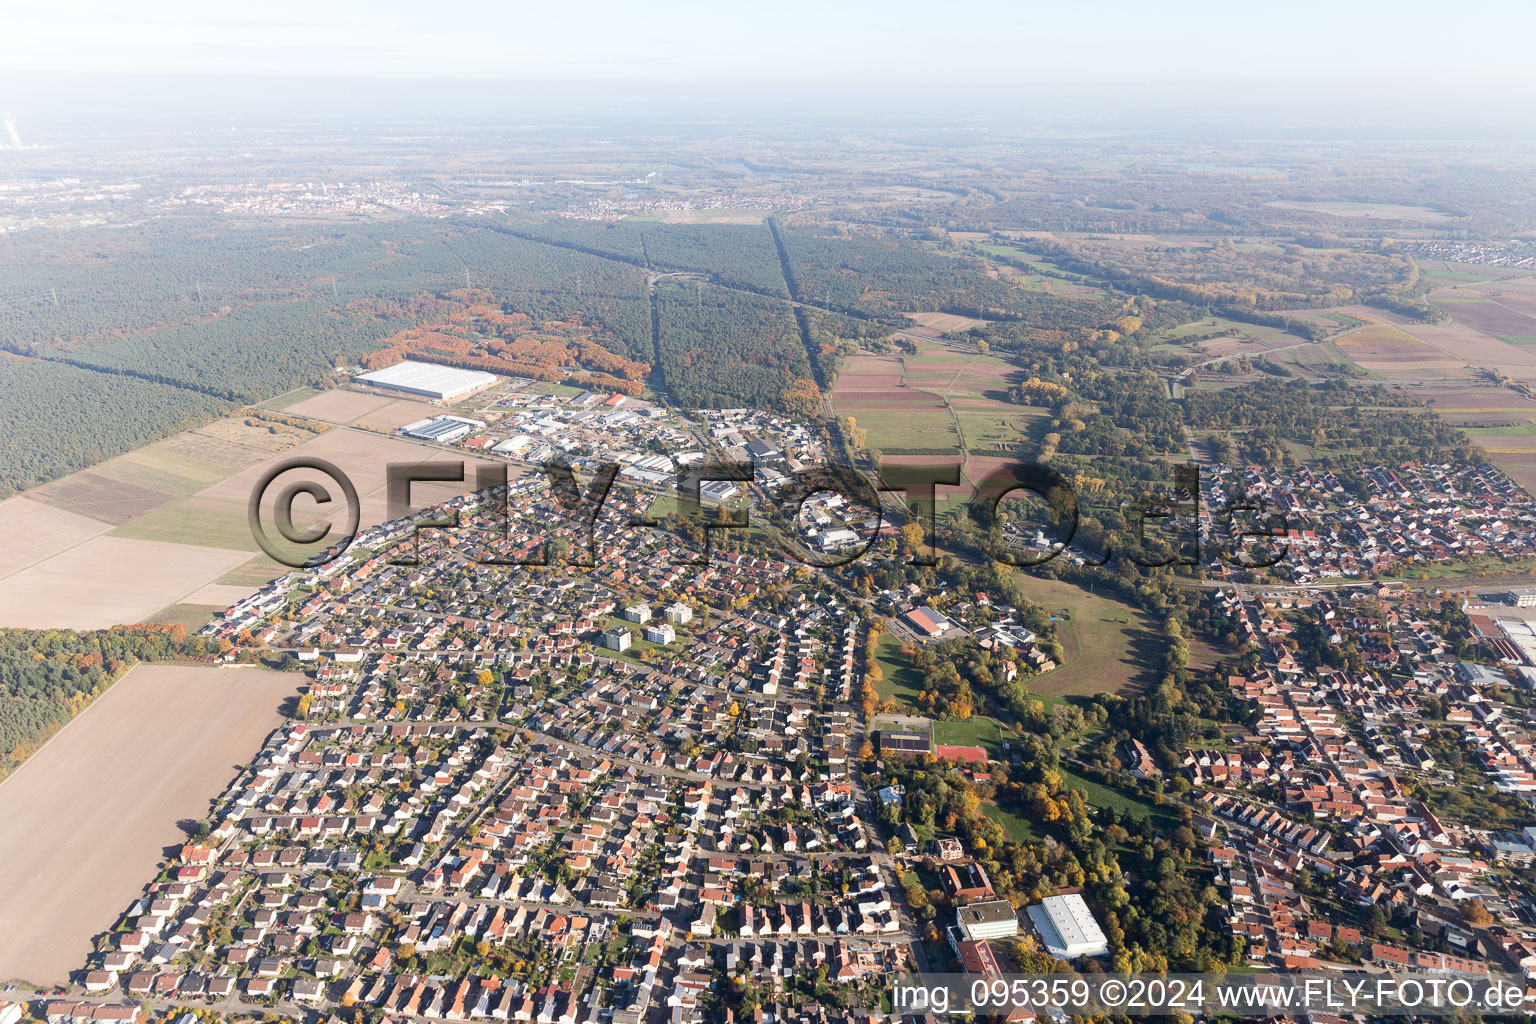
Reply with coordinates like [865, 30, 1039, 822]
[354, 360, 498, 402]
[903, 605, 957, 639]
[400, 415, 485, 444]
[956, 899, 1018, 941]
[1027, 893, 1108, 958]
[876, 730, 930, 756]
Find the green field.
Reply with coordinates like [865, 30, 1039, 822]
[109, 495, 259, 550]
[260, 387, 323, 411]
[1015, 575, 1159, 697]
[144, 602, 223, 631]
[872, 629, 926, 707]
[955, 408, 1045, 451]
[1460, 423, 1536, 436]
[848, 409, 962, 452]
[217, 554, 291, 586]
[1059, 765, 1179, 829]
[112, 448, 235, 496]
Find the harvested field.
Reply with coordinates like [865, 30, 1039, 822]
[183, 582, 262, 607]
[0, 663, 300, 986]
[351, 397, 445, 433]
[907, 311, 986, 333]
[1396, 321, 1536, 380]
[0, 496, 111, 580]
[25, 470, 176, 526]
[197, 427, 498, 569]
[1439, 286, 1536, 343]
[1335, 325, 1467, 378]
[1484, 451, 1536, 496]
[283, 387, 401, 426]
[0, 537, 250, 629]
[1416, 384, 1536, 425]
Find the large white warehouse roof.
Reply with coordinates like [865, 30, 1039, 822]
[354, 360, 497, 401]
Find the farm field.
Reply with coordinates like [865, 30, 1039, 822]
[0, 536, 250, 629]
[0, 496, 111, 579]
[831, 343, 1031, 477]
[1264, 200, 1455, 222]
[1414, 383, 1536, 424]
[905, 311, 986, 333]
[274, 387, 400, 425]
[1333, 325, 1468, 378]
[1014, 575, 1159, 698]
[1431, 279, 1536, 343]
[0, 413, 484, 628]
[1399, 320, 1536, 380]
[198, 426, 495, 535]
[283, 388, 443, 433]
[0, 663, 301, 986]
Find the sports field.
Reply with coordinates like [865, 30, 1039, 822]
[0, 663, 300, 986]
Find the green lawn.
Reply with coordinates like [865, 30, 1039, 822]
[872, 629, 926, 708]
[983, 801, 1046, 844]
[1059, 765, 1179, 830]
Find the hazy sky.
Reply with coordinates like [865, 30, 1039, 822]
[3, 0, 1533, 124]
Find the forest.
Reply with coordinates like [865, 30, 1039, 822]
[508, 219, 788, 297]
[0, 355, 232, 497]
[651, 280, 812, 409]
[1183, 378, 1473, 467]
[362, 295, 652, 396]
[777, 226, 1029, 317]
[1030, 237, 1420, 311]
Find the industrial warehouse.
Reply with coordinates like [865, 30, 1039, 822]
[400, 415, 487, 444]
[353, 360, 499, 402]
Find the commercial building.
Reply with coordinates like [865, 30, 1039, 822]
[492, 434, 533, 455]
[1511, 589, 1536, 608]
[354, 360, 498, 402]
[400, 415, 486, 444]
[699, 480, 740, 503]
[1027, 893, 1108, 958]
[956, 899, 1019, 941]
[903, 605, 958, 640]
